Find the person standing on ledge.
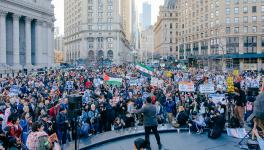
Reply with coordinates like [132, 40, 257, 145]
[133, 97, 162, 150]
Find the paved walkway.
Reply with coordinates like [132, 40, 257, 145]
[64, 124, 241, 150]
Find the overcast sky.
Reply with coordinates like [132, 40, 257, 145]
[52, 0, 164, 35]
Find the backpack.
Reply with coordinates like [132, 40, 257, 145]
[37, 135, 50, 150]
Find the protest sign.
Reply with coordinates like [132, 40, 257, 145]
[226, 128, 247, 139]
[209, 94, 226, 104]
[9, 85, 20, 96]
[129, 79, 137, 86]
[178, 82, 195, 92]
[233, 69, 239, 76]
[151, 77, 164, 88]
[199, 84, 215, 93]
[227, 76, 235, 93]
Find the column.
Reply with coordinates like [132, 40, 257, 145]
[12, 14, 21, 68]
[0, 11, 7, 66]
[25, 17, 32, 68]
[207, 40, 211, 55]
[190, 43, 193, 55]
[239, 36, 244, 54]
[42, 22, 48, 66]
[47, 23, 52, 67]
[35, 20, 42, 66]
[198, 41, 202, 55]
[183, 44, 186, 60]
[51, 25, 55, 66]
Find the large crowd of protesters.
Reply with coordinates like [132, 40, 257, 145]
[0, 64, 263, 150]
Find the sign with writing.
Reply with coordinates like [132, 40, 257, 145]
[66, 81, 73, 90]
[209, 94, 226, 104]
[9, 85, 20, 96]
[199, 84, 215, 93]
[178, 82, 195, 92]
[151, 77, 164, 88]
[233, 69, 239, 76]
[129, 79, 139, 86]
[244, 64, 257, 71]
[227, 76, 234, 93]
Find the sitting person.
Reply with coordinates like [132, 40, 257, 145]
[189, 111, 206, 134]
[208, 110, 226, 139]
[113, 117, 125, 130]
[26, 122, 51, 150]
[176, 106, 189, 127]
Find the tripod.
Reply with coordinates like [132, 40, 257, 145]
[238, 128, 253, 146]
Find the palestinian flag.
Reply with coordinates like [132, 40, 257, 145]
[103, 73, 123, 87]
[135, 63, 154, 76]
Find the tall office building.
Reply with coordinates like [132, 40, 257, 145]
[177, 0, 264, 71]
[153, 0, 178, 58]
[64, 0, 132, 64]
[131, 0, 140, 49]
[0, 0, 54, 72]
[142, 2, 152, 29]
[154, 0, 264, 71]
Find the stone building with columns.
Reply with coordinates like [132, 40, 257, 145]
[0, 0, 54, 72]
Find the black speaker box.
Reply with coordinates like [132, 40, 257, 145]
[68, 95, 82, 119]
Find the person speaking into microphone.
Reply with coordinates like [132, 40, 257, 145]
[132, 97, 162, 150]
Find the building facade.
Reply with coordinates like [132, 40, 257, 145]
[0, 0, 55, 71]
[153, 0, 178, 59]
[142, 2, 152, 29]
[176, 0, 264, 71]
[140, 26, 154, 62]
[64, 0, 132, 64]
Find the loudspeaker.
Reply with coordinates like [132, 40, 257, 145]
[68, 95, 82, 119]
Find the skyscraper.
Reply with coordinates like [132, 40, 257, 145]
[142, 2, 151, 29]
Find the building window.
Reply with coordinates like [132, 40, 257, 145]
[243, 6, 248, 13]
[234, 27, 239, 33]
[108, 12, 112, 17]
[262, 26, 264, 33]
[252, 26, 257, 32]
[226, 27, 231, 33]
[226, 8, 230, 15]
[243, 16, 248, 23]
[107, 25, 112, 30]
[226, 18, 230, 24]
[234, 7, 239, 14]
[262, 6, 264, 12]
[226, 37, 239, 54]
[226, 0, 230, 5]
[243, 0, 248, 3]
[244, 26, 248, 33]
[234, 17, 239, 25]
[234, 0, 239, 4]
[252, 6, 257, 13]
[244, 36, 257, 53]
[252, 16, 257, 23]
[262, 16, 264, 22]
[170, 23, 173, 29]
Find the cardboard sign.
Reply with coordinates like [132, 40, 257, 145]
[178, 82, 195, 92]
[9, 85, 20, 96]
[209, 94, 226, 104]
[151, 77, 164, 88]
[199, 84, 215, 93]
[227, 76, 234, 93]
[233, 69, 239, 76]
[226, 128, 247, 139]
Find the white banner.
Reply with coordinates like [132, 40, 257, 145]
[199, 84, 215, 93]
[209, 94, 226, 104]
[178, 82, 195, 92]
